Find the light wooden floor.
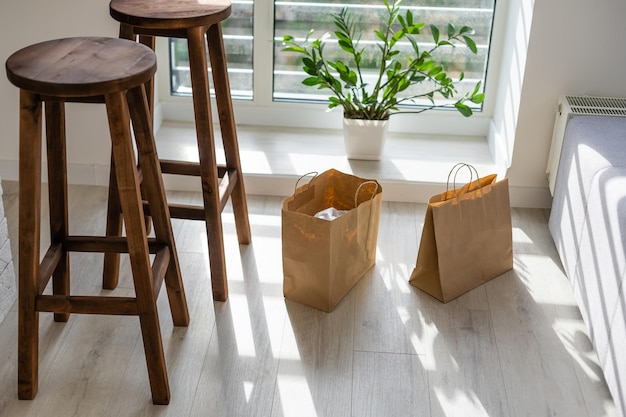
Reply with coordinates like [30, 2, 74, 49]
[0, 181, 618, 417]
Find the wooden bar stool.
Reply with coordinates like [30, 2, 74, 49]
[105, 0, 252, 302]
[6, 37, 190, 405]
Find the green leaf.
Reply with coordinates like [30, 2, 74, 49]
[463, 36, 478, 54]
[430, 25, 440, 44]
[335, 60, 348, 74]
[428, 65, 442, 76]
[406, 10, 413, 26]
[398, 15, 407, 30]
[343, 70, 358, 87]
[455, 102, 473, 117]
[335, 31, 351, 44]
[471, 93, 485, 104]
[303, 65, 318, 76]
[374, 30, 386, 43]
[302, 77, 321, 86]
[392, 31, 405, 43]
[302, 57, 315, 69]
[472, 80, 482, 95]
[447, 23, 456, 38]
[282, 45, 307, 54]
[338, 40, 354, 54]
[283, 35, 294, 43]
[407, 23, 424, 35]
[419, 60, 435, 71]
[460, 26, 474, 35]
[397, 78, 410, 92]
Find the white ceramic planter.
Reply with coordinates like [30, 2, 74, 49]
[343, 118, 390, 160]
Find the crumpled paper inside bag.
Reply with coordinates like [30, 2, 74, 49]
[314, 207, 349, 221]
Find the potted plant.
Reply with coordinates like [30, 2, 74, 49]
[281, 0, 485, 160]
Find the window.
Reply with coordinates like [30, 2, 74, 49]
[170, 0, 254, 99]
[273, 0, 494, 110]
[168, 0, 496, 128]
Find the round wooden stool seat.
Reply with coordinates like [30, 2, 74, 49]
[110, 0, 231, 30]
[6, 37, 156, 98]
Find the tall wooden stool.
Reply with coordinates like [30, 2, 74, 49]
[105, 0, 252, 302]
[6, 37, 190, 405]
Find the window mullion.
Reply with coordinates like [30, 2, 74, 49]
[252, 0, 275, 105]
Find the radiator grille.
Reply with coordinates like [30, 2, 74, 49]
[566, 95, 626, 116]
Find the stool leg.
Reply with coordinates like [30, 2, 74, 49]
[138, 34, 156, 122]
[207, 23, 252, 246]
[18, 90, 43, 400]
[105, 91, 170, 405]
[118, 24, 156, 124]
[103, 27, 156, 291]
[44, 101, 70, 322]
[127, 85, 190, 327]
[103, 155, 122, 290]
[187, 26, 229, 301]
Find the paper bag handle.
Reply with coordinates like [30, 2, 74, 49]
[354, 180, 380, 252]
[445, 163, 482, 200]
[354, 180, 379, 208]
[293, 171, 318, 196]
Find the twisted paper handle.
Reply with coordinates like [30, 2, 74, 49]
[444, 163, 482, 200]
[354, 180, 380, 208]
[293, 171, 318, 196]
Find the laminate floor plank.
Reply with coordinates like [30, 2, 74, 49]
[272, 296, 354, 417]
[190, 196, 285, 417]
[486, 254, 603, 417]
[353, 202, 428, 355]
[423, 307, 510, 417]
[352, 351, 430, 417]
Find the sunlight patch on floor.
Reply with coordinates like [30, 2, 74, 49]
[229, 294, 257, 358]
[433, 387, 490, 417]
[277, 375, 318, 417]
[413, 313, 439, 369]
[515, 253, 577, 306]
[244, 381, 254, 403]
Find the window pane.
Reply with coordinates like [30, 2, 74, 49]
[273, 0, 494, 110]
[170, 0, 254, 99]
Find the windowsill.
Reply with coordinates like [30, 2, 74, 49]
[156, 120, 502, 203]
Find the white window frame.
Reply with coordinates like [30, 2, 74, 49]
[155, 0, 505, 137]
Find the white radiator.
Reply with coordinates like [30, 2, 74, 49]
[546, 95, 626, 195]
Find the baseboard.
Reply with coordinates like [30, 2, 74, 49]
[0, 161, 553, 208]
[162, 171, 553, 208]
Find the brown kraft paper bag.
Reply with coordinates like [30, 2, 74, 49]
[409, 165, 513, 303]
[282, 169, 383, 312]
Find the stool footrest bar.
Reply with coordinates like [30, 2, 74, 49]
[38, 243, 64, 294]
[151, 247, 170, 298]
[35, 295, 139, 315]
[63, 236, 165, 254]
[160, 159, 228, 178]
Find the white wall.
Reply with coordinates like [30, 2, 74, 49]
[0, 0, 118, 183]
[2, 0, 626, 207]
[504, 0, 626, 205]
